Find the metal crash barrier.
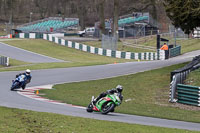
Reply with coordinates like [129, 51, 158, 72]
[169, 55, 200, 106]
[177, 84, 200, 106]
[0, 56, 9, 66]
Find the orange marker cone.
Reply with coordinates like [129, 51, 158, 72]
[36, 90, 39, 95]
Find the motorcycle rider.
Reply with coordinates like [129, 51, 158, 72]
[93, 85, 123, 105]
[15, 69, 32, 89]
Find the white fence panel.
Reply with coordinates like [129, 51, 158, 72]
[0, 56, 9, 66]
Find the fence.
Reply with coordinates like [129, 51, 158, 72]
[14, 33, 164, 60]
[101, 34, 117, 51]
[177, 84, 200, 106]
[0, 56, 9, 66]
[169, 55, 200, 105]
[14, 33, 43, 38]
[169, 45, 181, 58]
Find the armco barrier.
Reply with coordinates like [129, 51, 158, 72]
[170, 55, 200, 105]
[43, 34, 164, 60]
[14, 33, 165, 60]
[170, 45, 181, 58]
[14, 33, 43, 39]
[0, 56, 9, 66]
[177, 84, 200, 106]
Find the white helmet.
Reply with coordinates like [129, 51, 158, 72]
[26, 69, 31, 75]
[116, 85, 123, 92]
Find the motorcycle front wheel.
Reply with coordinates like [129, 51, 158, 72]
[11, 82, 19, 91]
[102, 102, 115, 115]
[86, 103, 93, 112]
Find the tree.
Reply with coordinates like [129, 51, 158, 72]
[164, 0, 200, 34]
[7, 0, 16, 24]
[113, 0, 119, 39]
[122, 0, 158, 18]
[95, 0, 106, 36]
[34, 0, 49, 19]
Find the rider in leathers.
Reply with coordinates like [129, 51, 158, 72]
[15, 69, 32, 89]
[93, 85, 123, 105]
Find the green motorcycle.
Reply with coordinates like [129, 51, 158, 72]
[86, 93, 122, 114]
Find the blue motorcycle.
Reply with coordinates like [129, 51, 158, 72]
[11, 74, 27, 91]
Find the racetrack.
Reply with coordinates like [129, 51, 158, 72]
[0, 44, 200, 131]
[0, 42, 64, 63]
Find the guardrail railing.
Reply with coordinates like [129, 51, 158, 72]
[169, 55, 200, 106]
[0, 56, 9, 66]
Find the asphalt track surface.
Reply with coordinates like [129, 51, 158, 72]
[0, 44, 200, 131]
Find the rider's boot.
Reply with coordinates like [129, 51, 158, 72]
[92, 98, 97, 105]
[92, 93, 106, 105]
[22, 84, 26, 90]
[92, 97, 101, 105]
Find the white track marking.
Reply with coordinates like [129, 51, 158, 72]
[17, 85, 86, 109]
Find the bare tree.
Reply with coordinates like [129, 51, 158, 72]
[95, 0, 106, 37]
[76, 0, 88, 30]
[113, 0, 119, 39]
[0, 0, 168, 32]
[34, 0, 49, 19]
[6, 0, 15, 24]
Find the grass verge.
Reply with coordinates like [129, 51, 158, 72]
[2, 39, 131, 63]
[123, 36, 200, 54]
[0, 58, 30, 68]
[83, 36, 200, 54]
[2, 37, 200, 72]
[0, 39, 134, 72]
[185, 68, 200, 86]
[82, 40, 154, 52]
[0, 106, 198, 133]
[40, 63, 200, 123]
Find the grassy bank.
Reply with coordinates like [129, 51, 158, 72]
[83, 37, 200, 54]
[0, 106, 198, 133]
[0, 39, 133, 72]
[1, 37, 200, 72]
[40, 63, 200, 123]
[185, 68, 200, 86]
[0, 57, 29, 68]
[2, 39, 130, 63]
[82, 40, 154, 52]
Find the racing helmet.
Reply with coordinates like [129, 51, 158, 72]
[26, 69, 31, 75]
[116, 85, 123, 92]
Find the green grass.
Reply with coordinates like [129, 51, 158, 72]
[82, 37, 200, 54]
[0, 39, 134, 72]
[9, 58, 30, 66]
[0, 106, 198, 133]
[136, 36, 200, 54]
[82, 40, 154, 52]
[185, 68, 200, 86]
[3, 39, 130, 63]
[1, 37, 200, 71]
[40, 62, 200, 123]
[0, 57, 29, 68]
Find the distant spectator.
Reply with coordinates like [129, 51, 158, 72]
[132, 13, 138, 18]
[160, 43, 169, 59]
[160, 43, 168, 50]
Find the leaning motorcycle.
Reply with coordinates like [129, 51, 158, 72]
[86, 93, 122, 114]
[11, 74, 27, 91]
